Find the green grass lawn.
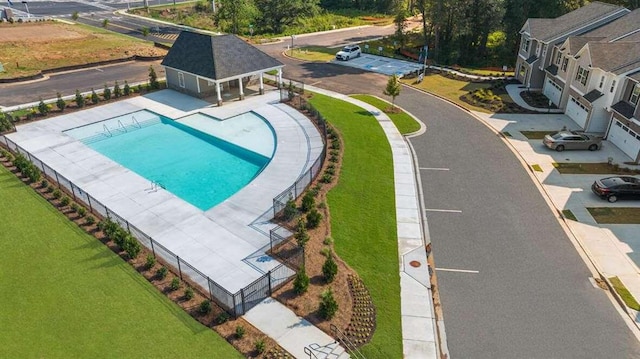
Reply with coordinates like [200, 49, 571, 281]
[350, 94, 421, 135]
[587, 207, 640, 224]
[609, 277, 640, 310]
[553, 162, 640, 175]
[309, 93, 402, 358]
[0, 165, 242, 358]
[288, 46, 336, 62]
[401, 74, 493, 113]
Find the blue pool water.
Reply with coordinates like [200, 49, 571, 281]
[75, 113, 271, 210]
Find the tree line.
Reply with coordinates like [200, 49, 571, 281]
[211, 0, 639, 67]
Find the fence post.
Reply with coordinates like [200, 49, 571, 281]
[177, 257, 183, 279]
[87, 196, 93, 213]
[232, 293, 237, 317]
[54, 171, 60, 186]
[240, 288, 246, 315]
[105, 207, 110, 219]
[208, 278, 215, 301]
[267, 270, 272, 295]
[70, 183, 77, 201]
[126, 221, 130, 233]
[150, 239, 156, 257]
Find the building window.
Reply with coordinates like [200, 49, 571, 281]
[630, 84, 640, 106]
[555, 51, 562, 65]
[611, 80, 616, 93]
[575, 66, 589, 86]
[521, 37, 530, 53]
[561, 58, 568, 72]
[541, 45, 547, 59]
[519, 65, 526, 79]
[178, 72, 185, 88]
[599, 76, 605, 89]
[536, 43, 541, 56]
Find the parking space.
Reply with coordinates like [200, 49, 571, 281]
[331, 53, 423, 77]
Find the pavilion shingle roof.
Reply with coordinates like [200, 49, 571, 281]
[161, 31, 283, 81]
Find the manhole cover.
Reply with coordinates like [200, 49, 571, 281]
[409, 260, 421, 268]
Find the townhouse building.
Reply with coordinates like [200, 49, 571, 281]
[517, 4, 640, 163]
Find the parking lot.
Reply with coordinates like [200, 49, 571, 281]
[331, 53, 423, 77]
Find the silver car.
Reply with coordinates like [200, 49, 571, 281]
[542, 131, 602, 151]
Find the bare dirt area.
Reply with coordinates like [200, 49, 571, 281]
[0, 21, 166, 79]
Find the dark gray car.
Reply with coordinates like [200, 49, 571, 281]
[542, 131, 602, 151]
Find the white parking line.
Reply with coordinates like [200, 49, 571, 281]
[425, 208, 462, 213]
[436, 268, 479, 274]
[419, 167, 450, 171]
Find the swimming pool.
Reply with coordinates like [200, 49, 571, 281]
[64, 110, 273, 210]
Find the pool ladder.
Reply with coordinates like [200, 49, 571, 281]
[151, 180, 166, 191]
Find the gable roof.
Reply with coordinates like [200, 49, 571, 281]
[522, 2, 627, 43]
[584, 8, 640, 42]
[565, 36, 605, 55]
[161, 31, 283, 81]
[588, 42, 640, 75]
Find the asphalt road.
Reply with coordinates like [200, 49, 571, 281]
[2, 15, 640, 357]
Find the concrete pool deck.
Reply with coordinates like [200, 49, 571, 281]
[4, 89, 323, 294]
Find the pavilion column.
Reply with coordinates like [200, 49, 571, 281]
[259, 73, 264, 95]
[277, 68, 283, 89]
[216, 82, 222, 106]
[238, 77, 245, 100]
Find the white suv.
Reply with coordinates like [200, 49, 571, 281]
[336, 45, 361, 61]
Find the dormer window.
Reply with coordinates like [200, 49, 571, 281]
[631, 84, 640, 106]
[561, 58, 568, 72]
[522, 38, 530, 53]
[599, 76, 605, 89]
[575, 66, 589, 86]
[555, 51, 562, 65]
[611, 80, 616, 93]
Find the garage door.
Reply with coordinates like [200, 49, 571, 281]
[608, 120, 640, 160]
[543, 79, 562, 105]
[566, 96, 588, 128]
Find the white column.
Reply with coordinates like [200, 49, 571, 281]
[259, 73, 264, 95]
[238, 77, 244, 100]
[215, 82, 222, 106]
[277, 68, 283, 89]
[196, 76, 201, 94]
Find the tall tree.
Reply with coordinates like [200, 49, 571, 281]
[215, 0, 256, 34]
[254, 0, 319, 34]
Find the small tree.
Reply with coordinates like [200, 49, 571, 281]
[199, 300, 211, 314]
[123, 80, 131, 96]
[322, 253, 338, 283]
[123, 235, 141, 259]
[37, 98, 49, 116]
[148, 65, 159, 90]
[294, 218, 309, 248]
[145, 254, 156, 269]
[103, 84, 112, 100]
[102, 18, 109, 28]
[169, 277, 180, 291]
[293, 265, 309, 295]
[306, 209, 322, 229]
[113, 81, 122, 98]
[71, 11, 79, 20]
[141, 26, 150, 37]
[75, 89, 85, 108]
[383, 74, 401, 109]
[394, 10, 408, 48]
[301, 191, 315, 212]
[235, 325, 245, 339]
[283, 198, 297, 221]
[91, 89, 99, 104]
[319, 288, 338, 320]
[56, 92, 66, 112]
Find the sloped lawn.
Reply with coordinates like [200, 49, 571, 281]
[309, 93, 402, 358]
[0, 165, 242, 358]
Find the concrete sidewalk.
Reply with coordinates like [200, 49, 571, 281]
[474, 110, 640, 331]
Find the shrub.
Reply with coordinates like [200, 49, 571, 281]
[85, 215, 95, 226]
[123, 235, 141, 259]
[37, 99, 49, 115]
[123, 80, 131, 96]
[149, 66, 159, 90]
[60, 195, 70, 207]
[75, 89, 85, 108]
[103, 84, 112, 100]
[113, 81, 122, 98]
[156, 266, 168, 280]
[283, 198, 297, 221]
[56, 93, 68, 113]
[320, 247, 331, 257]
[294, 218, 309, 248]
[71, 11, 78, 20]
[323, 236, 333, 245]
[330, 139, 340, 150]
[102, 18, 109, 28]
[77, 207, 87, 217]
[293, 265, 309, 295]
[52, 189, 62, 199]
[184, 287, 194, 300]
[137, 84, 144, 93]
[146, 254, 156, 270]
[216, 312, 230, 324]
[254, 339, 266, 354]
[321, 173, 333, 183]
[169, 277, 180, 291]
[306, 209, 322, 229]
[322, 254, 338, 283]
[71, 202, 80, 213]
[40, 179, 48, 188]
[141, 26, 150, 37]
[329, 155, 338, 163]
[91, 89, 99, 104]
[199, 300, 211, 314]
[319, 288, 338, 320]
[235, 325, 245, 339]
[301, 192, 315, 212]
[47, 184, 54, 193]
